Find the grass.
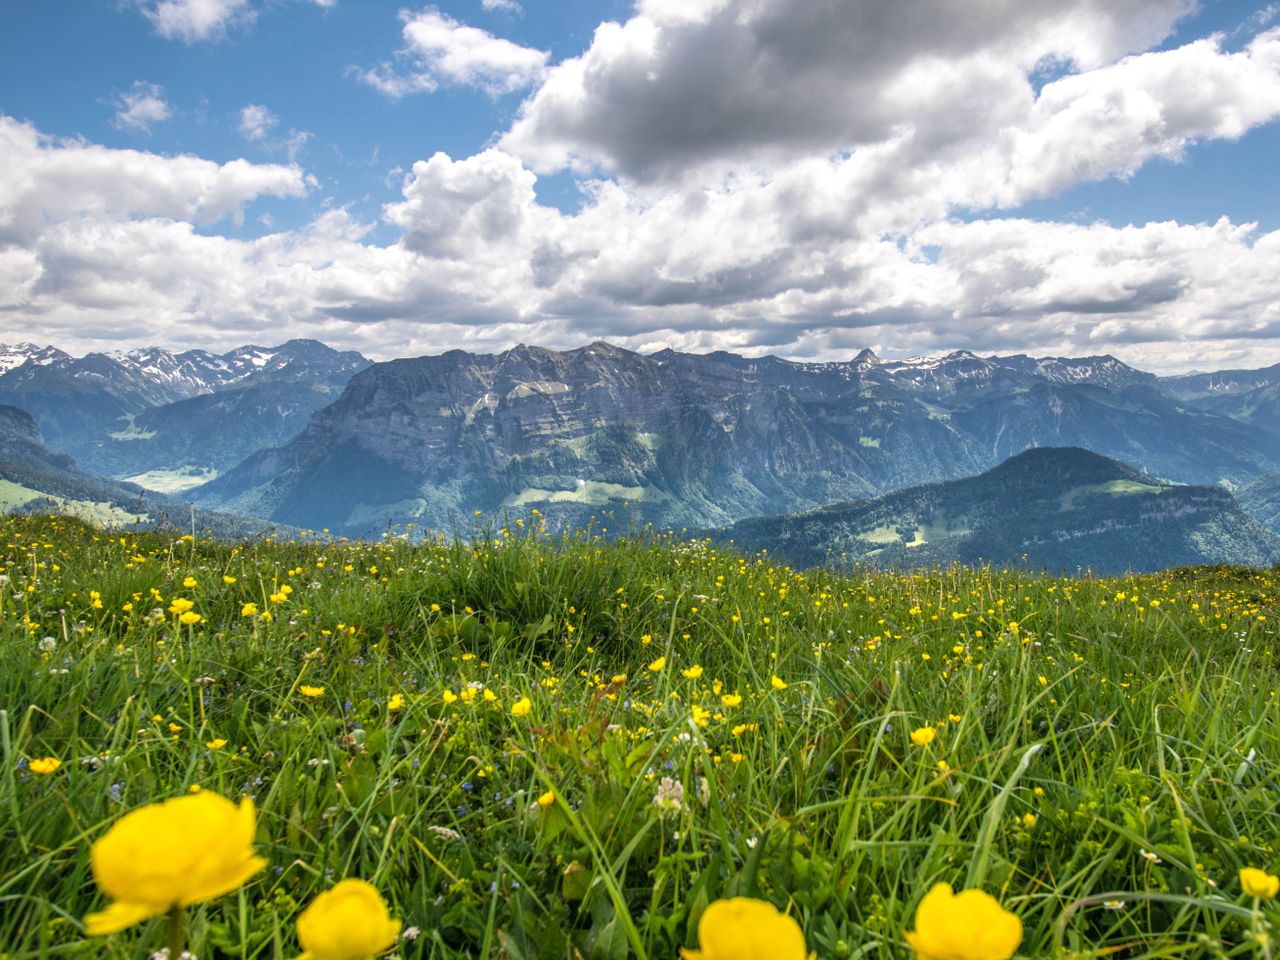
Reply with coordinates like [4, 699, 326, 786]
[0, 512, 1277, 958]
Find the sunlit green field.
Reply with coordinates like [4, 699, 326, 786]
[1, 513, 1277, 958]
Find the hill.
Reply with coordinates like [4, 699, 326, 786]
[714, 447, 1280, 574]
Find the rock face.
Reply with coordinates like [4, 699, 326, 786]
[192, 342, 1280, 537]
[715, 447, 1280, 574]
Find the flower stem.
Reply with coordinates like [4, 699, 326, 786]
[167, 904, 185, 959]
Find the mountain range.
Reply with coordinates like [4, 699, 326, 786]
[0, 339, 370, 492]
[2, 338, 1280, 569]
[188, 342, 1280, 537]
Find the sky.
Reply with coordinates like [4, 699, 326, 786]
[1, 0, 1279, 373]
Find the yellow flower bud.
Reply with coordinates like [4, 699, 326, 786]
[296, 879, 401, 960]
[84, 792, 267, 935]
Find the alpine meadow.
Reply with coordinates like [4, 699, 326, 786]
[5, 0, 1280, 958]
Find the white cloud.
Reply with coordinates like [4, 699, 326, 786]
[360, 8, 548, 98]
[238, 103, 278, 141]
[481, 0, 522, 13]
[7, 6, 1280, 374]
[501, 0, 1197, 178]
[137, 0, 254, 42]
[0, 115, 311, 245]
[112, 81, 173, 133]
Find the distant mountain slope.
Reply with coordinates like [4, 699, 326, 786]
[0, 405, 287, 537]
[0, 339, 370, 489]
[714, 448, 1280, 574]
[192, 343, 1280, 537]
[1239, 473, 1280, 534]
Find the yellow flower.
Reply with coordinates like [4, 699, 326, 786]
[691, 704, 711, 728]
[904, 883, 1021, 960]
[168, 598, 194, 615]
[179, 611, 202, 626]
[911, 726, 937, 746]
[182, 576, 198, 588]
[1240, 867, 1279, 899]
[681, 897, 807, 960]
[28, 756, 61, 775]
[648, 656, 666, 672]
[205, 739, 228, 750]
[510, 696, 533, 718]
[537, 790, 556, 807]
[683, 665, 704, 680]
[386, 694, 405, 712]
[442, 690, 458, 705]
[296, 879, 401, 960]
[721, 693, 742, 708]
[770, 676, 788, 691]
[84, 792, 267, 935]
[300, 685, 325, 698]
[222, 575, 237, 584]
[241, 602, 259, 617]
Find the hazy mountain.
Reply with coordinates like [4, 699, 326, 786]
[0, 339, 370, 491]
[1238, 473, 1280, 534]
[190, 343, 1280, 537]
[0, 404, 286, 537]
[714, 448, 1280, 574]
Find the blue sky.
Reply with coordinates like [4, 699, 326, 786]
[1, 0, 1279, 372]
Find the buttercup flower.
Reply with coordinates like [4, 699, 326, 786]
[911, 726, 937, 746]
[510, 696, 532, 717]
[1240, 867, 1279, 899]
[29, 756, 61, 775]
[681, 897, 807, 960]
[300, 686, 325, 698]
[84, 792, 267, 935]
[904, 883, 1022, 960]
[296, 879, 401, 960]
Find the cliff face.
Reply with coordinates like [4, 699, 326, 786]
[191, 343, 1280, 537]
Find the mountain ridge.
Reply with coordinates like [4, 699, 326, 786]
[712, 447, 1280, 574]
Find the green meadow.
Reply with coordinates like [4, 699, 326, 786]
[0, 513, 1277, 958]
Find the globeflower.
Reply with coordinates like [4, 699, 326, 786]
[911, 726, 937, 746]
[904, 883, 1021, 960]
[681, 897, 807, 960]
[84, 792, 267, 935]
[1240, 867, 1279, 899]
[296, 879, 401, 960]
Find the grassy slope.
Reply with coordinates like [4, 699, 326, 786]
[0, 514, 1277, 958]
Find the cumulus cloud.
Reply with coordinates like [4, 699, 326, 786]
[359, 8, 548, 98]
[0, 116, 311, 245]
[501, 0, 1196, 179]
[238, 103, 278, 141]
[137, 0, 254, 42]
[112, 81, 172, 133]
